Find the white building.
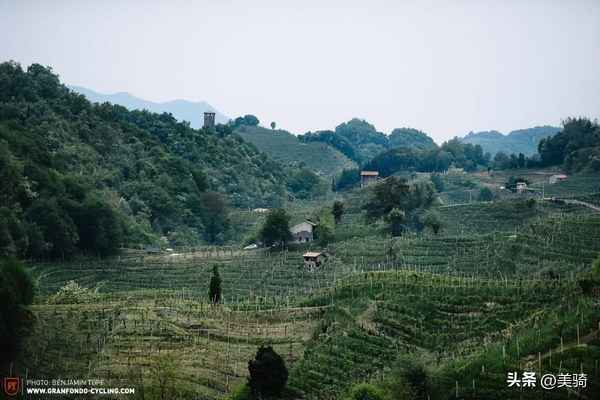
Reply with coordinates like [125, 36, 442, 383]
[549, 174, 568, 184]
[290, 221, 316, 243]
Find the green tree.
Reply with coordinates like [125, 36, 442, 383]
[592, 255, 600, 281]
[209, 265, 222, 304]
[332, 201, 344, 224]
[493, 152, 511, 169]
[401, 363, 429, 400]
[364, 177, 410, 221]
[517, 153, 526, 168]
[539, 117, 600, 169]
[430, 173, 444, 192]
[388, 127, 437, 151]
[248, 345, 288, 398]
[343, 383, 388, 400]
[0, 258, 34, 363]
[258, 209, 292, 247]
[336, 168, 360, 191]
[243, 115, 260, 126]
[26, 198, 79, 259]
[72, 196, 124, 257]
[270, 121, 276, 130]
[385, 208, 405, 237]
[200, 191, 229, 244]
[478, 187, 494, 201]
[191, 168, 208, 192]
[423, 210, 442, 235]
[363, 177, 433, 222]
[314, 223, 334, 246]
[287, 169, 323, 199]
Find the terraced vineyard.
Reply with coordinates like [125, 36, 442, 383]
[15, 206, 600, 399]
[437, 199, 589, 235]
[236, 126, 356, 176]
[541, 174, 600, 197]
[291, 270, 598, 399]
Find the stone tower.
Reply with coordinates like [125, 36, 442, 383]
[203, 112, 215, 129]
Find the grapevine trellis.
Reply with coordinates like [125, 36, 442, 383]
[14, 209, 600, 399]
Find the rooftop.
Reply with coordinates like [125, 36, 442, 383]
[361, 171, 379, 176]
[303, 252, 322, 258]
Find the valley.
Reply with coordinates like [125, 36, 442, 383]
[1, 61, 599, 400]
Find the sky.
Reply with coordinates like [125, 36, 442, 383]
[1, 0, 599, 142]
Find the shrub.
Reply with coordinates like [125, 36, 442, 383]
[228, 383, 252, 400]
[248, 345, 288, 398]
[423, 210, 443, 235]
[343, 383, 388, 400]
[578, 278, 595, 295]
[47, 280, 97, 304]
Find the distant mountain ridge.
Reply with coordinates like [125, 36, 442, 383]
[69, 85, 229, 128]
[460, 126, 560, 156]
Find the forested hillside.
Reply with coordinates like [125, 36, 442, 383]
[388, 127, 437, 151]
[538, 117, 600, 172]
[362, 138, 489, 177]
[300, 119, 438, 164]
[0, 62, 288, 259]
[461, 126, 559, 156]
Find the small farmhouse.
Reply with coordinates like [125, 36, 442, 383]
[549, 174, 568, 184]
[291, 221, 316, 243]
[360, 171, 379, 187]
[303, 252, 325, 271]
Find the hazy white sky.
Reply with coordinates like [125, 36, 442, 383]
[1, 0, 599, 142]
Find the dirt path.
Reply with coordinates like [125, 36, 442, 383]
[560, 199, 600, 212]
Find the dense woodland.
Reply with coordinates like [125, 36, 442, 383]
[0, 62, 290, 259]
[538, 117, 600, 172]
[300, 119, 436, 164]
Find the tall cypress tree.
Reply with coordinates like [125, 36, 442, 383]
[208, 265, 222, 304]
